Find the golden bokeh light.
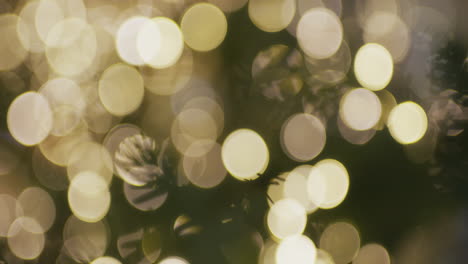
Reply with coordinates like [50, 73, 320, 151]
[183, 142, 227, 189]
[375, 90, 397, 130]
[0, 194, 18, 237]
[315, 249, 335, 264]
[387, 101, 428, 145]
[208, 0, 249, 13]
[141, 46, 193, 96]
[337, 116, 376, 145]
[18, 1, 45, 53]
[39, 121, 92, 166]
[307, 159, 349, 209]
[67, 141, 114, 184]
[116, 16, 151, 66]
[181, 3, 227, 52]
[158, 256, 189, 264]
[63, 215, 109, 263]
[142, 227, 163, 262]
[183, 96, 225, 137]
[7, 92, 53, 146]
[354, 243, 391, 264]
[259, 239, 279, 264]
[16, 187, 56, 232]
[32, 147, 69, 191]
[267, 172, 287, 206]
[136, 18, 162, 66]
[221, 129, 269, 181]
[68, 171, 111, 223]
[297, 8, 343, 59]
[354, 43, 393, 91]
[141, 17, 184, 69]
[46, 18, 97, 77]
[284, 165, 319, 214]
[99, 63, 145, 116]
[91, 256, 122, 264]
[363, 12, 411, 63]
[267, 198, 307, 240]
[248, 0, 296, 33]
[171, 108, 218, 157]
[39, 77, 85, 136]
[320, 222, 360, 264]
[276, 235, 317, 264]
[281, 113, 326, 162]
[7, 217, 45, 260]
[339, 88, 382, 131]
[0, 14, 29, 71]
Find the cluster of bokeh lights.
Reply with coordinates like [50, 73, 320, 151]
[0, 0, 450, 263]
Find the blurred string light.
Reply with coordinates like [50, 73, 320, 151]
[320, 222, 361, 264]
[280, 113, 326, 162]
[7, 217, 45, 260]
[158, 256, 189, 264]
[221, 129, 269, 181]
[284, 165, 319, 214]
[16, 187, 55, 232]
[387, 101, 428, 145]
[267, 198, 307, 240]
[315, 249, 335, 264]
[248, 0, 296, 33]
[276, 235, 317, 264]
[354, 243, 391, 264]
[354, 43, 394, 91]
[339, 88, 382, 131]
[181, 3, 227, 52]
[91, 256, 122, 264]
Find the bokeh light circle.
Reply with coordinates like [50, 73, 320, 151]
[339, 88, 382, 131]
[354, 43, 393, 91]
[276, 235, 317, 264]
[158, 256, 189, 264]
[320, 222, 360, 264]
[221, 129, 269, 181]
[68, 171, 111, 223]
[353, 243, 391, 264]
[281, 113, 326, 162]
[99, 63, 144, 116]
[297, 8, 343, 59]
[181, 3, 227, 52]
[387, 101, 428, 145]
[7, 217, 45, 260]
[248, 0, 296, 33]
[267, 198, 307, 240]
[307, 159, 349, 209]
[17, 187, 56, 232]
[7, 92, 53, 146]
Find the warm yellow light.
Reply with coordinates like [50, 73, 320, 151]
[375, 90, 397, 130]
[221, 129, 269, 181]
[158, 256, 189, 264]
[7, 217, 45, 260]
[337, 116, 376, 145]
[259, 239, 279, 264]
[297, 8, 343, 59]
[354, 43, 393, 91]
[0, 194, 17, 237]
[353, 243, 390, 264]
[91, 256, 122, 264]
[284, 165, 318, 214]
[139, 17, 184, 69]
[39, 122, 92, 166]
[307, 159, 349, 209]
[281, 113, 326, 162]
[315, 249, 335, 264]
[276, 235, 317, 264]
[183, 142, 227, 189]
[63, 215, 109, 262]
[171, 108, 218, 157]
[0, 14, 29, 71]
[339, 88, 382, 131]
[181, 3, 227, 52]
[267, 172, 287, 206]
[45, 18, 97, 77]
[68, 171, 111, 223]
[67, 141, 113, 184]
[17, 187, 55, 232]
[208, 0, 248, 12]
[141, 46, 193, 95]
[248, 0, 296, 33]
[99, 63, 145, 116]
[387, 101, 428, 144]
[267, 198, 307, 240]
[183, 96, 225, 137]
[320, 222, 360, 264]
[116, 16, 150, 66]
[7, 92, 53, 146]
